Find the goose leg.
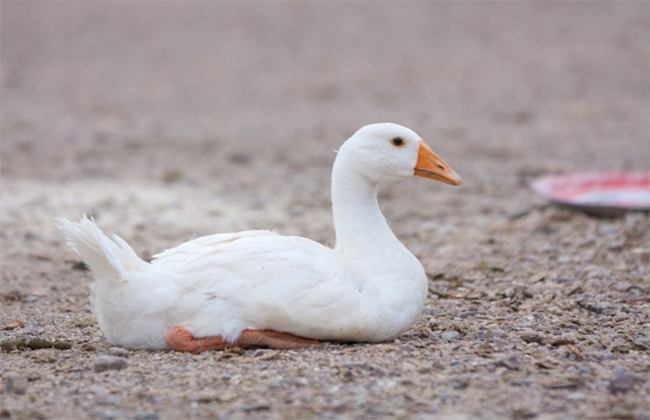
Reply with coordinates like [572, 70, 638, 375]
[238, 329, 322, 349]
[166, 325, 230, 353]
[166, 325, 321, 353]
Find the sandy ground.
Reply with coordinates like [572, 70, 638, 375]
[1, 2, 649, 419]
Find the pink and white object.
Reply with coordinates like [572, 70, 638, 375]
[531, 172, 650, 214]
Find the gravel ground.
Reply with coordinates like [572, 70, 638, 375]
[1, 2, 649, 419]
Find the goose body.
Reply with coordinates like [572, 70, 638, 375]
[60, 123, 461, 352]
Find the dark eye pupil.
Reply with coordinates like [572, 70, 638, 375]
[392, 138, 404, 146]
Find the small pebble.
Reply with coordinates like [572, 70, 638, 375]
[510, 379, 531, 387]
[631, 247, 650, 264]
[566, 392, 585, 400]
[545, 381, 582, 390]
[512, 407, 538, 419]
[608, 238, 626, 250]
[520, 333, 545, 344]
[507, 207, 532, 220]
[365, 406, 382, 415]
[498, 356, 521, 371]
[557, 256, 571, 264]
[94, 355, 127, 372]
[473, 330, 488, 340]
[608, 369, 635, 394]
[6, 373, 28, 394]
[86, 385, 110, 397]
[453, 374, 472, 389]
[107, 347, 129, 358]
[441, 330, 460, 341]
[134, 412, 159, 420]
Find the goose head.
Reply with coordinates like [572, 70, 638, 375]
[338, 123, 462, 186]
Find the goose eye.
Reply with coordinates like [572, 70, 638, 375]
[392, 137, 404, 147]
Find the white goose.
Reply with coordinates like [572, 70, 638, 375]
[60, 123, 462, 353]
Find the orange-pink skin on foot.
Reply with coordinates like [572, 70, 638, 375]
[166, 325, 322, 353]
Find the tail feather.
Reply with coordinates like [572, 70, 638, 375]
[58, 215, 147, 283]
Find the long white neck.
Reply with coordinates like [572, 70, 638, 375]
[329, 141, 428, 340]
[331, 150, 405, 262]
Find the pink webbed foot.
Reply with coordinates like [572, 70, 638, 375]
[165, 326, 321, 353]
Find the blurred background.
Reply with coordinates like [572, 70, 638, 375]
[2, 1, 648, 183]
[2, 1, 649, 248]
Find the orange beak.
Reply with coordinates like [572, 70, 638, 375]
[414, 141, 462, 186]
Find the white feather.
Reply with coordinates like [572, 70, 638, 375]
[59, 123, 457, 349]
